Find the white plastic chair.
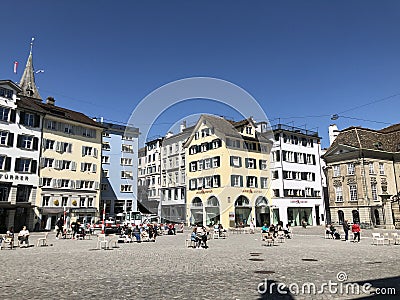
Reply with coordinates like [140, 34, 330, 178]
[97, 234, 109, 249]
[36, 232, 49, 247]
[372, 233, 385, 246]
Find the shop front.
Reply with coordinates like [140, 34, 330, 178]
[287, 207, 313, 226]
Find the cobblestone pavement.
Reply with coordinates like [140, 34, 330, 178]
[1, 227, 399, 300]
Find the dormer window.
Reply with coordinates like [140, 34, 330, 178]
[246, 126, 252, 134]
[0, 106, 10, 122]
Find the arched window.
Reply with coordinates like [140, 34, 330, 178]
[235, 196, 250, 207]
[191, 197, 203, 207]
[352, 210, 360, 224]
[338, 210, 344, 225]
[207, 196, 219, 207]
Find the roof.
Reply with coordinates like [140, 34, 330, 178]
[19, 52, 41, 99]
[18, 95, 104, 128]
[0, 80, 22, 92]
[327, 124, 400, 153]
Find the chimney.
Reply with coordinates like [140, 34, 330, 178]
[329, 124, 340, 145]
[46, 97, 55, 106]
[180, 120, 186, 132]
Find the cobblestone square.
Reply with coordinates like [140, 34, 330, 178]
[1, 227, 399, 300]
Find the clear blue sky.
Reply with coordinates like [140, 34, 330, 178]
[1, 1, 400, 147]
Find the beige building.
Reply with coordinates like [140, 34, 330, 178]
[323, 124, 400, 228]
[22, 96, 104, 229]
[185, 115, 272, 228]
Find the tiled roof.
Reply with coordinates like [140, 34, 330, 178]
[330, 125, 400, 153]
[17, 96, 104, 128]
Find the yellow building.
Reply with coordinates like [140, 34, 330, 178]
[24, 97, 103, 229]
[185, 115, 272, 228]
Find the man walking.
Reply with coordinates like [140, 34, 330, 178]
[343, 220, 350, 241]
[352, 223, 361, 242]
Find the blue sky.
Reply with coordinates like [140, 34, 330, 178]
[1, 1, 400, 147]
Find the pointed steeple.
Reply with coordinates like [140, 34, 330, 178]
[19, 38, 41, 100]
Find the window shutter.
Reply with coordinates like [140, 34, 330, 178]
[303, 153, 307, 164]
[42, 138, 47, 149]
[92, 164, 97, 173]
[71, 161, 77, 171]
[52, 179, 57, 188]
[57, 179, 62, 187]
[238, 157, 242, 168]
[67, 143, 72, 153]
[70, 180, 75, 189]
[254, 177, 258, 188]
[14, 158, 20, 171]
[7, 133, 14, 147]
[10, 109, 16, 123]
[240, 176, 243, 187]
[312, 155, 316, 165]
[5, 157, 11, 171]
[93, 148, 98, 158]
[40, 157, 45, 168]
[80, 162, 84, 172]
[95, 181, 100, 190]
[76, 180, 81, 189]
[230, 156, 234, 166]
[216, 156, 220, 167]
[30, 160, 37, 174]
[230, 175, 235, 187]
[39, 177, 43, 187]
[34, 114, 40, 127]
[19, 112, 26, 125]
[82, 146, 85, 156]
[16, 135, 22, 148]
[33, 137, 39, 150]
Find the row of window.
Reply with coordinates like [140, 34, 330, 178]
[333, 162, 385, 177]
[188, 175, 268, 190]
[162, 142, 183, 156]
[0, 156, 37, 173]
[226, 138, 268, 152]
[0, 87, 13, 99]
[0, 131, 40, 150]
[0, 106, 42, 128]
[162, 187, 185, 201]
[45, 120, 97, 138]
[274, 151, 317, 165]
[0, 106, 15, 123]
[189, 139, 222, 155]
[334, 182, 379, 202]
[282, 171, 316, 181]
[40, 178, 100, 190]
[42, 196, 94, 207]
[190, 156, 220, 172]
[162, 156, 185, 170]
[102, 131, 135, 141]
[194, 127, 215, 139]
[102, 170, 133, 180]
[101, 156, 134, 166]
[162, 172, 186, 186]
[230, 156, 268, 169]
[275, 133, 314, 147]
[283, 188, 321, 197]
[0, 184, 31, 202]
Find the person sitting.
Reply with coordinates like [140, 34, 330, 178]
[283, 224, 291, 239]
[329, 224, 336, 238]
[18, 226, 30, 247]
[191, 228, 201, 248]
[269, 224, 276, 238]
[261, 223, 269, 233]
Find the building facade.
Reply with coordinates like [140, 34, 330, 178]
[137, 138, 163, 215]
[160, 122, 193, 223]
[185, 115, 272, 229]
[266, 124, 325, 227]
[0, 81, 42, 232]
[323, 124, 400, 228]
[99, 121, 139, 218]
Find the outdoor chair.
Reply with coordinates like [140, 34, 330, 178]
[392, 233, 400, 245]
[36, 232, 49, 247]
[108, 234, 119, 248]
[185, 234, 195, 248]
[277, 231, 285, 243]
[372, 233, 385, 246]
[383, 233, 394, 245]
[97, 234, 109, 250]
[261, 233, 274, 246]
[0, 236, 14, 250]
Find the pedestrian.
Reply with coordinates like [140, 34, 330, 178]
[249, 219, 255, 234]
[352, 222, 361, 242]
[55, 217, 64, 239]
[133, 225, 141, 242]
[343, 220, 350, 242]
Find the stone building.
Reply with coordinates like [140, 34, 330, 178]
[323, 124, 400, 228]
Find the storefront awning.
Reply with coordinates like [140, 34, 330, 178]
[41, 207, 64, 214]
[69, 208, 97, 213]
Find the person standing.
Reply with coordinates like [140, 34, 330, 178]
[343, 220, 350, 242]
[249, 219, 255, 234]
[352, 222, 361, 242]
[55, 217, 64, 239]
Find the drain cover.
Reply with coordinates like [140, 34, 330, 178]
[249, 258, 265, 261]
[366, 261, 382, 264]
[250, 254, 260, 256]
[302, 258, 318, 262]
[254, 270, 275, 274]
[250, 252, 262, 255]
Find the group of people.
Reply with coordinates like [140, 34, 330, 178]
[326, 220, 361, 242]
[191, 226, 209, 248]
[0, 226, 30, 248]
[119, 223, 159, 243]
[261, 221, 291, 240]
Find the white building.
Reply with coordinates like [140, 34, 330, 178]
[0, 80, 43, 232]
[137, 138, 163, 215]
[259, 123, 325, 226]
[160, 122, 193, 223]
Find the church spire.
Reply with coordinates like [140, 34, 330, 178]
[19, 37, 41, 100]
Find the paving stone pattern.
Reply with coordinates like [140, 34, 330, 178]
[1, 227, 399, 300]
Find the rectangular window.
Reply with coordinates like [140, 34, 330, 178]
[371, 183, 378, 201]
[103, 169, 109, 177]
[101, 184, 108, 191]
[64, 124, 73, 134]
[379, 163, 384, 175]
[246, 176, 257, 188]
[88, 198, 93, 207]
[44, 139, 55, 150]
[231, 175, 242, 187]
[0, 87, 13, 99]
[347, 163, 355, 175]
[121, 171, 133, 179]
[272, 170, 279, 179]
[245, 158, 256, 169]
[21, 135, 33, 149]
[102, 142, 111, 151]
[230, 156, 242, 168]
[82, 146, 92, 156]
[80, 197, 86, 207]
[204, 176, 213, 188]
[204, 158, 211, 169]
[190, 162, 197, 172]
[46, 120, 56, 130]
[189, 179, 197, 190]
[0, 106, 10, 121]
[260, 177, 268, 189]
[333, 165, 341, 177]
[120, 185, 132, 193]
[120, 158, 133, 165]
[0, 131, 9, 146]
[273, 189, 280, 197]
[61, 197, 68, 207]
[213, 175, 220, 187]
[122, 144, 133, 153]
[102, 156, 110, 164]
[42, 196, 50, 206]
[369, 163, 375, 175]
[212, 157, 220, 168]
[61, 179, 70, 188]
[349, 185, 358, 201]
[259, 160, 267, 170]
